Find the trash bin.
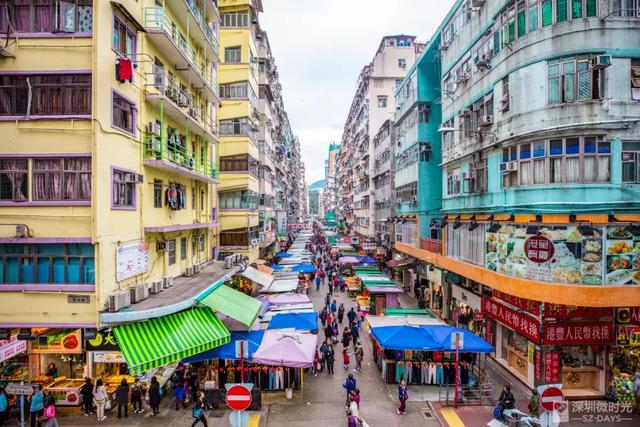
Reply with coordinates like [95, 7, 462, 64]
[285, 388, 293, 400]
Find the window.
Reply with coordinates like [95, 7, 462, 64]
[219, 190, 258, 210]
[613, 0, 636, 16]
[447, 170, 461, 196]
[445, 222, 486, 266]
[418, 103, 430, 123]
[219, 154, 258, 176]
[200, 190, 204, 211]
[112, 15, 136, 57]
[395, 182, 418, 204]
[153, 180, 162, 208]
[0, 0, 92, 34]
[112, 168, 136, 209]
[225, 46, 241, 63]
[395, 79, 403, 88]
[219, 117, 255, 136]
[221, 11, 249, 27]
[0, 243, 94, 284]
[0, 159, 28, 201]
[467, 160, 488, 193]
[398, 58, 407, 68]
[632, 59, 640, 101]
[557, 0, 568, 22]
[373, 79, 383, 88]
[548, 56, 603, 104]
[180, 237, 187, 260]
[32, 158, 91, 201]
[377, 96, 387, 108]
[167, 239, 176, 265]
[528, 0, 539, 31]
[0, 73, 91, 117]
[621, 142, 640, 183]
[501, 137, 610, 187]
[542, 0, 553, 26]
[220, 227, 258, 247]
[112, 91, 136, 134]
[499, 77, 510, 112]
[220, 81, 249, 98]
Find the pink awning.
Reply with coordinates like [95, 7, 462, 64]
[252, 330, 318, 368]
[268, 294, 311, 305]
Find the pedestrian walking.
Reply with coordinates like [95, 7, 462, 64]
[354, 344, 363, 372]
[315, 275, 322, 291]
[93, 379, 108, 422]
[0, 386, 8, 427]
[324, 324, 333, 341]
[343, 373, 357, 403]
[342, 348, 350, 370]
[329, 279, 335, 295]
[347, 307, 356, 325]
[115, 378, 130, 419]
[397, 380, 408, 415]
[29, 384, 45, 427]
[43, 396, 59, 427]
[347, 395, 359, 418]
[346, 409, 358, 427]
[327, 311, 333, 325]
[325, 293, 332, 310]
[80, 377, 94, 416]
[320, 308, 327, 327]
[326, 345, 335, 375]
[338, 303, 345, 324]
[131, 378, 144, 414]
[351, 388, 360, 409]
[331, 300, 337, 314]
[188, 369, 199, 404]
[190, 399, 208, 427]
[350, 322, 360, 345]
[149, 377, 161, 416]
[174, 380, 188, 410]
[342, 328, 351, 348]
[332, 321, 339, 344]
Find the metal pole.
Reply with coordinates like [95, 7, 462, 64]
[19, 394, 24, 427]
[454, 334, 460, 408]
[240, 341, 245, 383]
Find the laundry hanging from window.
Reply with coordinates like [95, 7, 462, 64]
[166, 184, 186, 210]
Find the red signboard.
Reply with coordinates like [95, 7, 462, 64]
[541, 386, 563, 411]
[485, 318, 493, 345]
[524, 235, 554, 263]
[226, 385, 252, 411]
[535, 347, 542, 381]
[543, 321, 614, 345]
[492, 290, 541, 316]
[481, 296, 541, 343]
[544, 352, 561, 383]
[630, 307, 640, 325]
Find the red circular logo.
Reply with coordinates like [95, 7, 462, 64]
[524, 235, 555, 263]
[226, 385, 252, 411]
[541, 386, 563, 411]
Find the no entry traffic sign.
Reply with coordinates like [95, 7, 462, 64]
[541, 386, 563, 411]
[226, 384, 252, 411]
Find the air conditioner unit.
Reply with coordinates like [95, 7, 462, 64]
[591, 55, 611, 70]
[150, 137, 162, 153]
[507, 161, 518, 171]
[150, 280, 163, 294]
[193, 264, 201, 274]
[15, 225, 27, 238]
[109, 291, 131, 312]
[146, 122, 161, 135]
[185, 267, 194, 277]
[162, 276, 174, 289]
[129, 283, 149, 303]
[178, 92, 190, 107]
[479, 115, 494, 126]
[156, 240, 167, 252]
[616, 308, 631, 324]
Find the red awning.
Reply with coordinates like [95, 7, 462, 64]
[386, 259, 413, 268]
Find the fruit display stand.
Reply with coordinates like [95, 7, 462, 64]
[45, 377, 85, 406]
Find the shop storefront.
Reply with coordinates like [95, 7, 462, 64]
[0, 335, 28, 383]
[427, 267, 443, 314]
[30, 329, 86, 406]
[609, 308, 640, 403]
[449, 282, 483, 335]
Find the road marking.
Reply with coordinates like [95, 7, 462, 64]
[441, 407, 466, 427]
[247, 414, 260, 427]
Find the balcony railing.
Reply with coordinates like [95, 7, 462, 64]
[143, 133, 219, 180]
[185, 0, 220, 54]
[420, 238, 443, 255]
[144, 7, 216, 91]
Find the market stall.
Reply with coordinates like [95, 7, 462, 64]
[0, 335, 28, 385]
[267, 312, 318, 332]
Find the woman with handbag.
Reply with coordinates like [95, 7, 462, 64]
[93, 379, 108, 421]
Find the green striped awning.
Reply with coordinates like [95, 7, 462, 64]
[113, 307, 230, 375]
[197, 284, 262, 329]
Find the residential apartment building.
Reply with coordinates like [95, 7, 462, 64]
[0, 0, 224, 332]
[395, 0, 640, 396]
[337, 35, 423, 245]
[323, 143, 340, 216]
[217, 0, 262, 262]
[372, 120, 396, 249]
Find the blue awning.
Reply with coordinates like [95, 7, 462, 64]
[358, 256, 377, 263]
[371, 325, 442, 351]
[291, 263, 316, 273]
[427, 326, 494, 353]
[267, 312, 318, 332]
[270, 264, 284, 270]
[181, 330, 265, 363]
[276, 252, 292, 258]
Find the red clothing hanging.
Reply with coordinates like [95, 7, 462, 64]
[117, 58, 133, 82]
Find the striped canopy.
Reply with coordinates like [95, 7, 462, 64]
[113, 307, 230, 375]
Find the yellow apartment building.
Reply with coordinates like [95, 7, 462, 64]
[217, 0, 263, 263]
[0, 0, 223, 331]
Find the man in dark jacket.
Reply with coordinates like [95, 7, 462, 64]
[80, 378, 94, 416]
[115, 379, 130, 419]
[342, 374, 357, 403]
[347, 308, 357, 325]
[499, 385, 515, 410]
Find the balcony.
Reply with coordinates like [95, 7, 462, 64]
[144, 7, 218, 101]
[145, 73, 218, 139]
[420, 238, 443, 255]
[142, 134, 219, 183]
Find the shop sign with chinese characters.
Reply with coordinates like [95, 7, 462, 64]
[544, 322, 614, 345]
[544, 352, 561, 383]
[0, 335, 27, 363]
[481, 296, 541, 343]
[568, 401, 635, 424]
[535, 347, 542, 381]
[525, 235, 555, 263]
[616, 325, 640, 346]
[492, 290, 541, 315]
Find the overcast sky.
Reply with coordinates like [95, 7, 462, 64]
[260, 0, 455, 185]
